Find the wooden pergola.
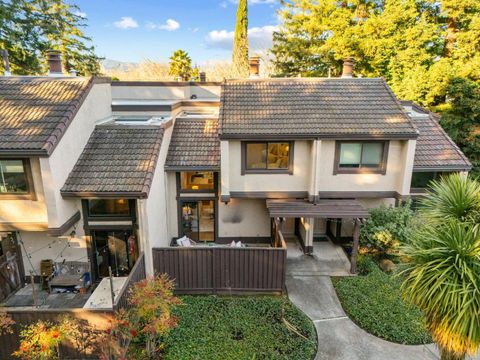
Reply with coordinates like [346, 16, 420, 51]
[266, 199, 369, 274]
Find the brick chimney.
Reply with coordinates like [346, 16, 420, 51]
[249, 56, 260, 78]
[199, 71, 206, 82]
[1, 50, 11, 76]
[46, 50, 63, 76]
[341, 57, 354, 78]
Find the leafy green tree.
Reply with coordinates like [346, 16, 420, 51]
[232, 0, 249, 77]
[401, 174, 480, 360]
[168, 49, 195, 81]
[0, 0, 101, 75]
[440, 78, 480, 177]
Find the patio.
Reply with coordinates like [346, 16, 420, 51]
[285, 236, 352, 277]
[2, 284, 91, 309]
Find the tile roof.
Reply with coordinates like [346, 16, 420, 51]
[165, 118, 220, 169]
[219, 78, 418, 139]
[0, 77, 103, 155]
[408, 106, 471, 171]
[61, 125, 164, 198]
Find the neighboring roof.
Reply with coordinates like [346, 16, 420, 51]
[404, 102, 472, 171]
[61, 125, 164, 198]
[165, 118, 220, 170]
[0, 76, 108, 156]
[266, 199, 369, 219]
[219, 78, 418, 139]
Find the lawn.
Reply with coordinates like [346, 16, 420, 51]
[158, 295, 317, 360]
[332, 257, 432, 345]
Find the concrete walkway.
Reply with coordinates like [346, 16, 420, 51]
[285, 239, 441, 360]
[286, 275, 439, 360]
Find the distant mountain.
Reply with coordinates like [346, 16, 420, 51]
[101, 59, 139, 71]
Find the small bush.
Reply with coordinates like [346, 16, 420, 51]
[332, 264, 431, 345]
[356, 255, 378, 275]
[360, 201, 415, 255]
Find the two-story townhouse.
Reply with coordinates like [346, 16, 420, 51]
[0, 56, 471, 303]
[0, 73, 111, 300]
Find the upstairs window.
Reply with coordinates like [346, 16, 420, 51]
[243, 142, 293, 174]
[334, 141, 388, 174]
[0, 159, 31, 195]
[88, 199, 131, 217]
[180, 171, 215, 191]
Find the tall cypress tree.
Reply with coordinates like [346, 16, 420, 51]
[232, 0, 249, 78]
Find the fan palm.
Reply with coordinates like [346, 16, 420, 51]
[401, 173, 480, 360]
[168, 49, 193, 81]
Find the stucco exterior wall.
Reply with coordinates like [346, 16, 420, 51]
[0, 158, 48, 230]
[41, 83, 112, 229]
[218, 198, 270, 238]
[317, 140, 415, 194]
[111, 84, 220, 101]
[227, 140, 312, 192]
[165, 172, 179, 241]
[138, 123, 173, 274]
[19, 230, 88, 275]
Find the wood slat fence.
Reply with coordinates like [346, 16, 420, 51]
[0, 253, 146, 360]
[152, 242, 287, 294]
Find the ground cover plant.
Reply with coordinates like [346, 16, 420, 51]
[157, 295, 317, 360]
[332, 256, 431, 345]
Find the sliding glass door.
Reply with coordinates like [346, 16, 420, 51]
[180, 200, 215, 242]
[92, 229, 136, 278]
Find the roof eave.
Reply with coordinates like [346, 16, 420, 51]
[164, 165, 220, 171]
[0, 149, 49, 157]
[218, 133, 419, 141]
[413, 165, 472, 172]
[60, 191, 148, 199]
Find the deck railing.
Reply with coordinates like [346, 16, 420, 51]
[113, 252, 146, 311]
[152, 240, 286, 294]
[0, 253, 146, 360]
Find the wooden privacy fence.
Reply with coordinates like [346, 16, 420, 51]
[152, 244, 287, 294]
[0, 253, 146, 360]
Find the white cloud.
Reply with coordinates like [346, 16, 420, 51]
[147, 18, 180, 31]
[113, 17, 139, 29]
[205, 25, 278, 50]
[220, 1, 228, 8]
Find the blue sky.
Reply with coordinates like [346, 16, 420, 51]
[75, 0, 281, 63]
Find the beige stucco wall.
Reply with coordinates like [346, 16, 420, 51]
[137, 122, 174, 274]
[227, 140, 312, 192]
[317, 140, 416, 194]
[111, 84, 220, 101]
[165, 172, 179, 241]
[19, 230, 88, 275]
[0, 158, 48, 230]
[41, 83, 112, 229]
[218, 198, 270, 238]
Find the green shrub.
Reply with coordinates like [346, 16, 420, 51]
[332, 265, 431, 345]
[159, 296, 317, 360]
[356, 255, 378, 275]
[360, 201, 414, 255]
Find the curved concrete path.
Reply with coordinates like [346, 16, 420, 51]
[286, 275, 438, 360]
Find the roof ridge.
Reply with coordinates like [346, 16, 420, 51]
[42, 76, 95, 155]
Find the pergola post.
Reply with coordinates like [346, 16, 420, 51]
[350, 218, 361, 274]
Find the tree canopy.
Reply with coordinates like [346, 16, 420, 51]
[0, 0, 101, 76]
[272, 0, 480, 174]
[232, 0, 249, 77]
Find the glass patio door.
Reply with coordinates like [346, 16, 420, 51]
[181, 200, 215, 242]
[92, 230, 133, 278]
